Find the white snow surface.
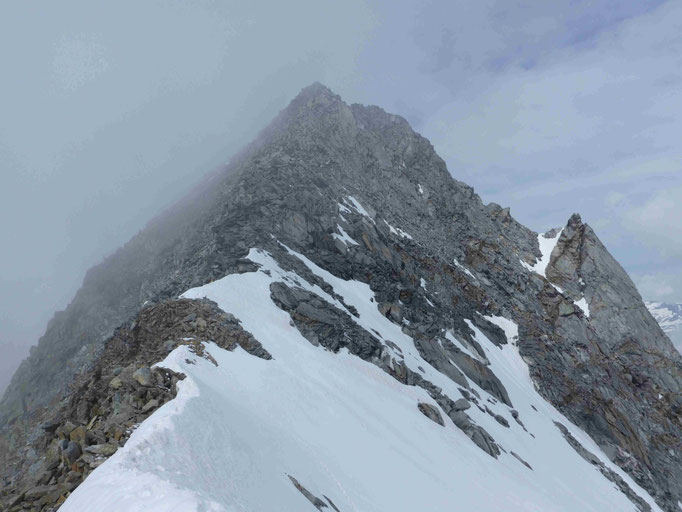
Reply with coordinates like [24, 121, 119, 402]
[521, 229, 563, 278]
[383, 219, 413, 240]
[62, 247, 661, 512]
[574, 297, 590, 317]
[332, 225, 358, 246]
[344, 195, 374, 222]
[453, 258, 476, 280]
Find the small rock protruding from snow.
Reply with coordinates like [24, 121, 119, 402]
[417, 402, 445, 426]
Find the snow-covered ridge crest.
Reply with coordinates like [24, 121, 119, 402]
[62, 247, 661, 511]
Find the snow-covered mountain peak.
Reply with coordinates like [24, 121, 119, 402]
[2, 84, 682, 512]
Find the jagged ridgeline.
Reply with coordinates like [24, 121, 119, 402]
[1, 84, 681, 511]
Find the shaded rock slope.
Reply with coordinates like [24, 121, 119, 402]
[1, 84, 681, 511]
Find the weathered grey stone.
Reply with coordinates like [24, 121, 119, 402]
[417, 402, 444, 426]
[61, 441, 81, 464]
[69, 425, 86, 445]
[132, 367, 152, 387]
[453, 398, 471, 411]
[287, 475, 329, 511]
[85, 443, 118, 457]
[142, 399, 159, 413]
[23, 485, 54, 500]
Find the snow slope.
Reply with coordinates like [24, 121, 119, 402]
[62, 248, 661, 511]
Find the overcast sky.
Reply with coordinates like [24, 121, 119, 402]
[2, 0, 681, 392]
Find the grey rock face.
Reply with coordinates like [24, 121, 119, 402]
[539, 214, 682, 508]
[131, 367, 152, 387]
[61, 441, 81, 465]
[287, 475, 333, 511]
[1, 83, 680, 510]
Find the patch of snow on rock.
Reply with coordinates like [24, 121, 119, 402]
[384, 219, 413, 240]
[345, 195, 373, 222]
[521, 229, 563, 278]
[453, 258, 476, 280]
[332, 225, 358, 246]
[574, 297, 590, 317]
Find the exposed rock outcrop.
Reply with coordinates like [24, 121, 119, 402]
[1, 83, 680, 510]
[0, 298, 269, 511]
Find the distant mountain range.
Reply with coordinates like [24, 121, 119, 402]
[646, 302, 682, 352]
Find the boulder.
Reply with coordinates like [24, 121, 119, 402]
[417, 402, 444, 426]
[61, 441, 81, 464]
[85, 444, 118, 457]
[453, 398, 471, 411]
[132, 367, 153, 387]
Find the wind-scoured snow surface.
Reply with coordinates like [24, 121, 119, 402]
[62, 248, 660, 511]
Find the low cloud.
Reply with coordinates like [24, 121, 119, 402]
[632, 273, 681, 302]
[624, 185, 682, 255]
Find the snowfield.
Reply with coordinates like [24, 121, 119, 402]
[61, 248, 661, 511]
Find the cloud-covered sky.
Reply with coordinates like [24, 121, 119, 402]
[1, 0, 681, 390]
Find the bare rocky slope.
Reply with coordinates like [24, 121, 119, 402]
[1, 84, 681, 511]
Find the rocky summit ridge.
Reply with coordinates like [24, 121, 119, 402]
[1, 83, 681, 511]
